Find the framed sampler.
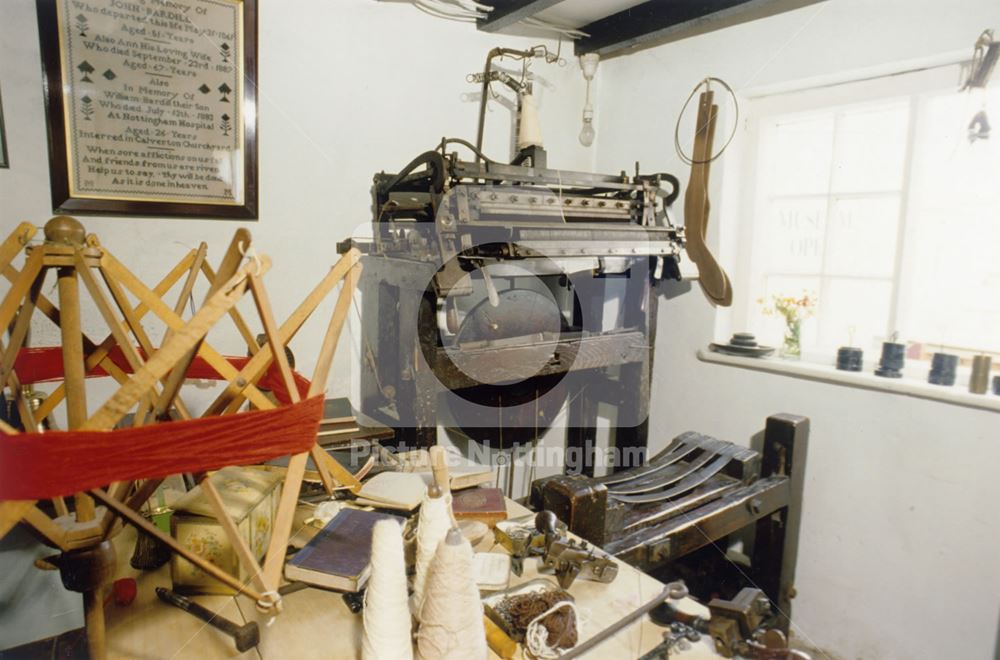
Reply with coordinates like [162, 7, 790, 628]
[36, 0, 258, 219]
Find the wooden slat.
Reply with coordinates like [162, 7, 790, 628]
[0, 500, 35, 540]
[308, 263, 361, 398]
[28, 251, 195, 422]
[261, 452, 308, 588]
[202, 249, 360, 417]
[100, 252, 274, 411]
[23, 506, 69, 551]
[201, 261, 260, 354]
[90, 489, 265, 601]
[124, 478, 164, 512]
[0, 274, 43, 385]
[75, 253, 149, 376]
[83, 257, 269, 430]
[0, 250, 44, 333]
[0, 223, 38, 276]
[248, 273, 299, 404]
[199, 477, 270, 594]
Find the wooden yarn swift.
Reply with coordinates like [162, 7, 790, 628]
[0, 217, 364, 659]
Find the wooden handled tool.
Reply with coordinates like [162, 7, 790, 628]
[155, 587, 260, 653]
[429, 445, 450, 494]
[484, 615, 517, 659]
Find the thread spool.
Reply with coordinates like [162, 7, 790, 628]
[836, 347, 863, 372]
[874, 341, 905, 378]
[412, 487, 453, 616]
[362, 520, 413, 660]
[927, 352, 959, 386]
[969, 355, 992, 394]
[416, 528, 487, 660]
[517, 93, 543, 150]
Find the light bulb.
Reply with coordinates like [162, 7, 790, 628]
[579, 120, 595, 147]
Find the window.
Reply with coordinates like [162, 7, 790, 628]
[733, 65, 1000, 361]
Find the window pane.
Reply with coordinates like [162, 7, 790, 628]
[769, 114, 834, 196]
[760, 198, 826, 274]
[831, 101, 910, 193]
[825, 196, 900, 278]
[901, 88, 1000, 352]
[818, 278, 893, 353]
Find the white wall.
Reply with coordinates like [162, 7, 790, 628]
[594, 1, 1000, 659]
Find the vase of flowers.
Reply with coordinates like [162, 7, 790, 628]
[759, 293, 816, 359]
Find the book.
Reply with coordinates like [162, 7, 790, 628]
[354, 472, 427, 511]
[473, 552, 512, 591]
[451, 487, 507, 527]
[317, 397, 360, 438]
[395, 449, 494, 490]
[322, 397, 355, 423]
[415, 467, 493, 491]
[284, 509, 402, 592]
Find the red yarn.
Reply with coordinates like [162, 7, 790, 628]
[1, 347, 322, 499]
[12, 346, 310, 404]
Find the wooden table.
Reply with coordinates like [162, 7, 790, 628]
[104, 499, 720, 659]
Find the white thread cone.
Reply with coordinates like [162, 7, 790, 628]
[416, 528, 487, 660]
[362, 520, 413, 660]
[412, 489, 452, 616]
[517, 93, 543, 150]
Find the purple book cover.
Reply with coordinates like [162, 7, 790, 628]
[288, 509, 402, 579]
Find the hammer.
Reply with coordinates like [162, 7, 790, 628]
[156, 587, 260, 652]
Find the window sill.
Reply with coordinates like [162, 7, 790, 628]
[696, 349, 1000, 414]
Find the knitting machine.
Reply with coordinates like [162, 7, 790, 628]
[348, 141, 689, 460]
[347, 47, 733, 471]
[531, 414, 809, 635]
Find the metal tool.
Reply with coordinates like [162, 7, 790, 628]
[508, 511, 617, 589]
[637, 622, 703, 659]
[342, 590, 365, 614]
[535, 510, 618, 589]
[706, 588, 810, 659]
[155, 587, 260, 653]
[557, 581, 689, 659]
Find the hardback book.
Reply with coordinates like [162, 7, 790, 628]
[451, 487, 507, 527]
[284, 509, 402, 592]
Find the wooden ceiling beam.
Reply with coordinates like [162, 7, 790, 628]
[574, 0, 826, 58]
[476, 0, 564, 33]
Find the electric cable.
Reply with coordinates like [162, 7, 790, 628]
[438, 137, 497, 165]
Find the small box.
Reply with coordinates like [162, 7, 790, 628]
[170, 466, 283, 595]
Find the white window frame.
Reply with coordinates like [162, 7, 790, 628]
[725, 62, 981, 363]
